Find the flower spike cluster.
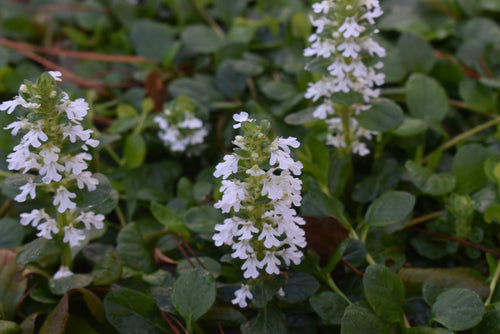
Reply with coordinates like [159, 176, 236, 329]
[304, 0, 385, 155]
[213, 112, 306, 308]
[0, 72, 104, 250]
[154, 95, 209, 153]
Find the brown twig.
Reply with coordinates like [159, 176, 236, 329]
[0, 38, 153, 63]
[408, 226, 500, 257]
[341, 258, 364, 277]
[172, 235, 196, 268]
[178, 233, 207, 270]
[5, 48, 112, 97]
[434, 50, 480, 79]
[161, 312, 182, 334]
[427, 0, 460, 21]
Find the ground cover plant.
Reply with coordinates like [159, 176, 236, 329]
[0, 0, 500, 333]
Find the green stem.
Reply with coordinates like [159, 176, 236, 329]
[485, 259, 500, 306]
[190, 0, 225, 38]
[325, 273, 352, 305]
[340, 107, 353, 156]
[133, 102, 151, 135]
[406, 211, 445, 227]
[114, 206, 127, 227]
[0, 199, 11, 218]
[422, 117, 500, 164]
[0, 170, 12, 178]
[350, 229, 376, 265]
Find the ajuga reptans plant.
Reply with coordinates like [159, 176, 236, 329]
[0, 71, 104, 278]
[213, 112, 306, 308]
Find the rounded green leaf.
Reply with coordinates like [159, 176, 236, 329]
[151, 202, 190, 239]
[181, 24, 224, 54]
[0, 218, 24, 249]
[364, 191, 415, 227]
[405, 160, 456, 196]
[341, 302, 387, 334]
[310, 291, 348, 325]
[241, 304, 286, 334]
[405, 73, 449, 123]
[431, 288, 485, 331]
[282, 272, 319, 303]
[392, 117, 428, 137]
[104, 287, 170, 334]
[116, 223, 156, 273]
[16, 238, 62, 265]
[0, 320, 21, 334]
[356, 98, 404, 132]
[363, 264, 405, 323]
[398, 32, 437, 73]
[216, 60, 247, 98]
[130, 20, 175, 60]
[171, 269, 216, 324]
[453, 144, 489, 193]
[459, 78, 495, 113]
[473, 308, 500, 334]
[124, 133, 146, 169]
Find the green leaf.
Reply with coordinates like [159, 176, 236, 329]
[364, 191, 415, 227]
[171, 269, 216, 327]
[40, 289, 106, 334]
[310, 291, 348, 325]
[0, 320, 21, 334]
[410, 234, 449, 260]
[91, 250, 122, 286]
[104, 287, 170, 333]
[124, 133, 146, 169]
[405, 160, 456, 196]
[73, 173, 118, 215]
[181, 24, 225, 54]
[215, 59, 247, 98]
[459, 77, 495, 113]
[241, 304, 286, 334]
[151, 202, 190, 239]
[405, 73, 449, 123]
[49, 275, 93, 296]
[168, 75, 224, 107]
[258, 80, 297, 101]
[116, 223, 156, 273]
[484, 205, 500, 223]
[356, 98, 404, 132]
[130, 20, 175, 60]
[176, 256, 221, 278]
[0, 218, 24, 249]
[431, 288, 485, 331]
[406, 327, 443, 334]
[453, 143, 489, 193]
[0, 250, 27, 320]
[398, 32, 437, 73]
[214, 0, 247, 23]
[473, 308, 500, 334]
[279, 272, 319, 303]
[232, 59, 264, 76]
[341, 302, 387, 334]
[183, 206, 222, 235]
[251, 278, 283, 308]
[363, 264, 405, 323]
[16, 238, 62, 265]
[392, 117, 428, 137]
[399, 267, 490, 300]
[284, 107, 315, 125]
